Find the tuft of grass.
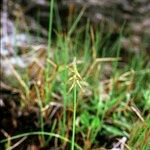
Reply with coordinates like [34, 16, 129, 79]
[1, 2, 150, 149]
[128, 117, 150, 150]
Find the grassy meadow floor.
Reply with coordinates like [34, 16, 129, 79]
[0, 1, 150, 150]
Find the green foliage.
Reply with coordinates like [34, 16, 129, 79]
[128, 117, 150, 150]
[80, 111, 90, 127]
[1, 1, 150, 149]
[102, 124, 125, 136]
[143, 90, 150, 111]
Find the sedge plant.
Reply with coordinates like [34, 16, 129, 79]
[68, 58, 87, 150]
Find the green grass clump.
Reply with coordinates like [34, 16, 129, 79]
[128, 117, 150, 150]
[1, 1, 150, 150]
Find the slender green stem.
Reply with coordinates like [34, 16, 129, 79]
[68, 7, 86, 37]
[47, 0, 54, 58]
[71, 84, 77, 150]
[35, 85, 44, 140]
[62, 67, 67, 135]
[0, 132, 82, 150]
[62, 40, 68, 136]
[45, 0, 54, 104]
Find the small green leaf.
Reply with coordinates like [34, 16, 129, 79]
[80, 111, 90, 126]
[103, 124, 124, 136]
[91, 117, 101, 129]
[143, 90, 150, 110]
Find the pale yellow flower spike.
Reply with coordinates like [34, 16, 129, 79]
[68, 57, 86, 94]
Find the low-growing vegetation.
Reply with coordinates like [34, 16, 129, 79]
[0, 0, 150, 150]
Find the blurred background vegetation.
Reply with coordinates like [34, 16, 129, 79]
[0, 0, 150, 150]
